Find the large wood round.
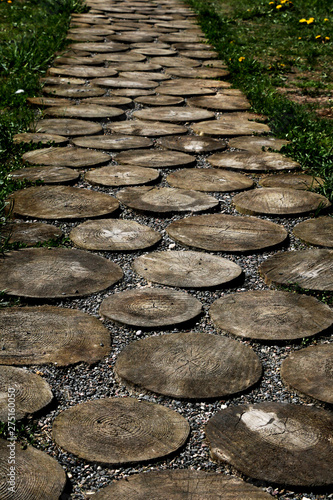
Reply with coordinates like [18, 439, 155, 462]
[209, 290, 333, 341]
[69, 42, 129, 52]
[22, 146, 110, 168]
[158, 135, 227, 153]
[70, 219, 161, 250]
[82, 96, 133, 108]
[13, 132, 68, 146]
[52, 397, 190, 464]
[206, 402, 333, 486]
[259, 173, 324, 190]
[34, 118, 103, 136]
[116, 186, 218, 213]
[115, 149, 195, 168]
[133, 251, 242, 288]
[93, 77, 159, 89]
[111, 88, 156, 97]
[150, 56, 200, 67]
[281, 344, 333, 404]
[9, 185, 119, 219]
[188, 94, 250, 111]
[167, 168, 254, 192]
[0, 222, 62, 247]
[27, 96, 73, 107]
[41, 76, 85, 86]
[293, 216, 333, 247]
[157, 84, 215, 97]
[208, 152, 299, 171]
[167, 214, 287, 252]
[259, 249, 333, 291]
[92, 52, 146, 63]
[0, 306, 111, 366]
[229, 135, 289, 153]
[233, 188, 331, 216]
[165, 67, 229, 79]
[133, 106, 215, 122]
[48, 65, 118, 78]
[0, 439, 67, 500]
[107, 120, 187, 136]
[191, 117, 270, 136]
[100, 288, 202, 327]
[134, 95, 184, 106]
[85, 165, 159, 186]
[43, 85, 105, 98]
[119, 71, 170, 82]
[9, 166, 79, 184]
[72, 134, 153, 150]
[44, 104, 125, 120]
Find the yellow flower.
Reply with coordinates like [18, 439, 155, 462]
[281, 0, 287, 3]
[298, 36, 302, 39]
[299, 19, 307, 23]
[276, 4, 282, 9]
[324, 18, 329, 22]
[7, 1, 12, 3]
[269, 1, 274, 4]
[325, 36, 330, 40]
[239, 56, 245, 62]
[307, 17, 314, 24]
[315, 35, 321, 39]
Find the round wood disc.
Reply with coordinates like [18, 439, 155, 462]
[82, 96, 133, 108]
[93, 77, 159, 89]
[117, 186, 218, 213]
[68, 27, 115, 36]
[119, 71, 170, 82]
[187, 94, 250, 111]
[43, 85, 105, 98]
[108, 62, 163, 72]
[133, 106, 215, 122]
[167, 168, 254, 192]
[9, 185, 119, 220]
[229, 136, 289, 153]
[134, 95, 184, 106]
[0, 366, 53, 421]
[165, 67, 229, 79]
[208, 152, 300, 172]
[206, 402, 333, 486]
[85, 164, 159, 186]
[209, 290, 333, 341]
[281, 344, 333, 404]
[27, 96, 73, 107]
[70, 219, 161, 250]
[115, 331, 261, 399]
[133, 250, 242, 287]
[107, 120, 187, 136]
[115, 149, 195, 168]
[157, 84, 215, 97]
[233, 188, 331, 216]
[178, 50, 217, 59]
[293, 216, 333, 247]
[22, 146, 110, 168]
[157, 135, 227, 153]
[160, 34, 204, 43]
[0, 222, 62, 246]
[10, 166, 79, 184]
[167, 214, 288, 252]
[92, 52, 146, 62]
[13, 132, 68, 145]
[132, 47, 176, 56]
[53, 55, 105, 66]
[191, 117, 270, 136]
[150, 56, 200, 67]
[161, 78, 231, 89]
[48, 65, 118, 78]
[259, 173, 324, 190]
[34, 118, 103, 136]
[0, 439, 66, 500]
[44, 105, 125, 120]
[100, 288, 202, 327]
[111, 88, 156, 97]
[0, 306, 111, 365]
[259, 249, 333, 291]
[69, 42, 129, 52]
[41, 76, 86, 85]
[67, 33, 104, 42]
[109, 34, 154, 43]
[72, 134, 153, 150]
[52, 397, 190, 464]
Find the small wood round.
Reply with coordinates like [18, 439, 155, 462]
[119, 71, 170, 82]
[209, 152, 300, 172]
[109, 34, 153, 43]
[132, 47, 176, 56]
[22, 146, 110, 168]
[93, 77, 159, 89]
[41, 76, 85, 86]
[34, 118, 103, 136]
[100, 288, 202, 327]
[192, 117, 270, 136]
[27, 96, 73, 107]
[133, 251, 242, 288]
[133, 106, 215, 122]
[259, 249, 333, 291]
[179, 50, 217, 60]
[167, 214, 288, 252]
[43, 85, 105, 98]
[167, 168, 254, 192]
[0, 222, 62, 246]
[0, 306, 111, 366]
[69, 42, 129, 52]
[44, 105, 125, 120]
[48, 66, 118, 78]
[115, 149, 195, 168]
[108, 62, 163, 72]
[165, 67, 229, 79]
[82, 96, 133, 108]
[92, 52, 146, 63]
[70, 219, 161, 250]
[13, 132, 68, 146]
[293, 217, 333, 247]
[72, 134, 153, 150]
[134, 95, 184, 106]
[161, 78, 231, 89]
[85, 165, 159, 186]
[259, 174, 324, 190]
[67, 33, 104, 42]
[209, 290, 333, 341]
[157, 84, 215, 97]
[0, 366, 53, 421]
[281, 344, 333, 404]
[158, 136, 227, 153]
[9, 166, 79, 184]
[206, 402, 333, 486]
[107, 120, 187, 136]
[233, 188, 331, 216]
[150, 56, 200, 67]
[111, 88, 156, 97]
[52, 397, 190, 465]
[117, 186, 218, 213]
[188, 94, 250, 111]
[0, 439, 66, 500]
[9, 185, 119, 220]
[229, 136, 289, 153]
[53, 56, 105, 66]
[68, 27, 115, 36]
[160, 34, 204, 43]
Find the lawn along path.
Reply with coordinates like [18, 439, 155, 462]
[0, 0, 332, 498]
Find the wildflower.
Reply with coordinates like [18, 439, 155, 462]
[299, 19, 307, 23]
[239, 56, 245, 62]
[298, 37, 302, 39]
[307, 18, 314, 24]
[324, 18, 329, 22]
[325, 36, 330, 41]
[315, 35, 321, 39]
[281, 0, 287, 3]
[7, 1, 12, 3]
[269, 1, 274, 4]
[276, 4, 282, 9]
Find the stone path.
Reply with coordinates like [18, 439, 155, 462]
[1, 0, 332, 498]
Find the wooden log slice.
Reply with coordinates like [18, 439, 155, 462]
[115, 331, 261, 399]
[0, 366, 53, 421]
[165, 67, 229, 79]
[8, 185, 119, 220]
[259, 174, 324, 190]
[68, 27, 115, 35]
[34, 118, 103, 136]
[209, 290, 333, 341]
[43, 85, 105, 98]
[206, 402, 333, 486]
[130, 42, 171, 50]
[92, 52, 147, 62]
[92, 469, 272, 499]
[82, 96, 133, 108]
[93, 77, 159, 89]
[119, 71, 170, 82]
[52, 397, 190, 465]
[69, 42, 129, 52]
[160, 35, 207, 43]
[209, 152, 300, 172]
[66, 33, 104, 42]
[192, 118, 270, 137]
[22, 146, 110, 168]
[107, 120, 187, 136]
[133, 106, 215, 122]
[157, 136, 227, 153]
[157, 84, 215, 97]
[100, 288, 202, 327]
[107, 62, 163, 72]
[116, 186, 218, 213]
[13, 132, 68, 145]
[41, 76, 86, 86]
[115, 149, 195, 168]
[167, 168, 254, 192]
[0, 439, 66, 500]
[53, 56, 104, 66]
[27, 96, 73, 107]
[172, 42, 214, 50]
[44, 104, 125, 120]
[134, 95, 184, 106]
[72, 134, 153, 150]
[167, 214, 288, 252]
[131, 47, 177, 56]
[0, 306, 111, 365]
[233, 188, 331, 216]
[110, 88, 156, 97]
[9, 166, 79, 184]
[259, 249, 333, 291]
[161, 78, 231, 89]
[150, 56, 200, 67]
[281, 344, 333, 404]
[70, 219, 161, 250]
[293, 216, 333, 247]
[187, 94, 250, 111]
[48, 66, 118, 78]
[109, 34, 154, 43]
[0, 222, 62, 247]
[229, 136, 289, 153]
[85, 165, 159, 186]
[179, 50, 217, 60]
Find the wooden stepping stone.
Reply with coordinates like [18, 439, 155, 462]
[167, 168, 254, 192]
[119, 71, 170, 81]
[150, 56, 200, 67]
[160, 34, 206, 43]
[158, 84, 215, 97]
[93, 77, 159, 89]
[44, 104, 125, 120]
[52, 397, 189, 465]
[259, 173, 324, 190]
[117, 186, 218, 213]
[209, 290, 333, 341]
[165, 67, 229, 79]
[111, 88, 156, 97]
[209, 152, 300, 172]
[22, 146, 110, 168]
[69, 42, 129, 52]
[27, 96, 73, 107]
[179, 50, 217, 59]
[0, 366, 53, 421]
[133, 250, 242, 288]
[133, 106, 215, 122]
[0, 439, 66, 499]
[233, 188, 331, 216]
[115, 149, 195, 168]
[107, 62, 163, 72]
[229, 136, 289, 153]
[66, 33, 104, 42]
[13, 132, 68, 145]
[91, 469, 272, 500]
[9, 185, 119, 220]
[172, 42, 214, 50]
[41, 76, 86, 86]
[206, 402, 333, 486]
[100, 288, 202, 327]
[259, 249, 333, 291]
[9, 166, 80, 184]
[107, 120, 187, 136]
[48, 66, 118, 78]
[161, 78, 231, 89]
[82, 96, 133, 108]
[42, 85, 105, 98]
[34, 118, 103, 136]
[86, 164, 159, 187]
[109, 34, 154, 43]
[134, 95, 184, 106]
[92, 52, 146, 62]
[0, 222, 62, 247]
[132, 47, 177, 56]
[158, 135, 227, 153]
[130, 42, 171, 49]
[293, 216, 333, 247]
[73, 134, 153, 150]
[53, 55, 106, 66]
[70, 219, 161, 250]
[68, 27, 115, 36]
[192, 116, 270, 136]
[281, 344, 333, 404]
[115, 331, 261, 399]
[188, 94, 250, 111]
